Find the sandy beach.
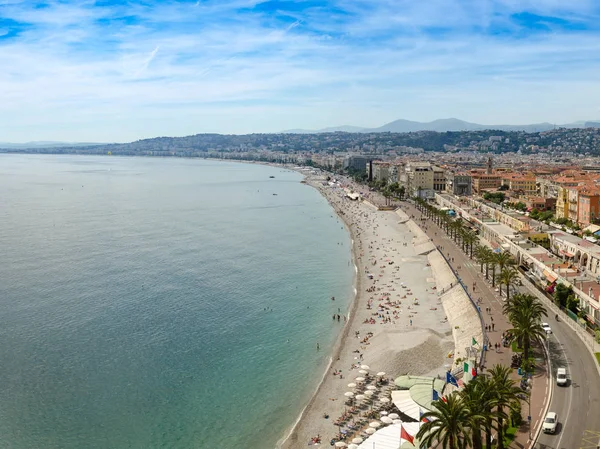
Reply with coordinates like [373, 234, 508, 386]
[279, 174, 457, 448]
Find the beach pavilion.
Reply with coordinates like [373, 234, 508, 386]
[391, 375, 448, 420]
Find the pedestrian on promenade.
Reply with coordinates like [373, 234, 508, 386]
[492, 323, 495, 331]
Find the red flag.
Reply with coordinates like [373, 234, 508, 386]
[471, 367, 477, 377]
[401, 425, 415, 446]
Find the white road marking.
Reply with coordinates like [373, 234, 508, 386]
[553, 332, 573, 449]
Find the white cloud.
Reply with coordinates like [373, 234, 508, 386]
[0, 0, 599, 141]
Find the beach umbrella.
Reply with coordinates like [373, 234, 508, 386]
[347, 383, 357, 388]
[365, 428, 376, 435]
[361, 365, 370, 370]
[381, 416, 393, 424]
[364, 390, 375, 397]
[355, 377, 365, 382]
[359, 370, 368, 375]
[380, 398, 390, 404]
[388, 413, 399, 419]
[352, 437, 364, 444]
[380, 411, 389, 416]
[369, 421, 381, 428]
[393, 419, 402, 424]
[344, 392, 354, 398]
[377, 371, 386, 377]
[348, 445, 359, 449]
[355, 394, 365, 401]
[335, 442, 347, 448]
[366, 385, 377, 390]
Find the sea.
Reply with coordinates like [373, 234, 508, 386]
[0, 154, 354, 449]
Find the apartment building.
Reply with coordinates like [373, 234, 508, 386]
[471, 173, 502, 194]
[578, 189, 600, 226]
[401, 162, 435, 198]
[501, 173, 537, 195]
[369, 161, 391, 182]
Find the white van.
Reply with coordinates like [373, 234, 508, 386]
[556, 368, 567, 386]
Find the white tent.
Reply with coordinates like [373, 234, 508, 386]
[357, 422, 420, 449]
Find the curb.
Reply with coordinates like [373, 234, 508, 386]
[528, 337, 553, 449]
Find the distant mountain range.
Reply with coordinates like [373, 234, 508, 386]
[283, 118, 600, 134]
[0, 141, 104, 149]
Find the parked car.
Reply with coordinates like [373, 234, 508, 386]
[541, 322, 552, 334]
[543, 412, 558, 434]
[556, 368, 567, 386]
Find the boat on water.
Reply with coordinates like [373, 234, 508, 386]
[269, 176, 275, 178]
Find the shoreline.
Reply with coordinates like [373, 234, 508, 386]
[279, 173, 455, 449]
[277, 177, 365, 449]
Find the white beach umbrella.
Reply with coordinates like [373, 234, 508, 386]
[379, 411, 389, 416]
[355, 394, 365, 401]
[344, 392, 354, 398]
[381, 416, 393, 424]
[365, 428, 376, 435]
[355, 377, 365, 382]
[376, 371, 386, 376]
[359, 370, 368, 375]
[347, 383, 357, 388]
[369, 421, 381, 428]
[348, 445, 359, 449]
[393, 419, 402, 424]
[366, 385, 377, 390]
[364, 390, 375, 397]
[380, 397, 390, 403]
[388, 413, 399, 419]
[352, 437, 364, 444]
[335, 442, 347, 448]
[361, 365, 371, 370]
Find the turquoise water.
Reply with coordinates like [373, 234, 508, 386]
[0, 155, 353, 449]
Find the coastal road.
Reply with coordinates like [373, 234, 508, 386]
[520, 282, 600, 449]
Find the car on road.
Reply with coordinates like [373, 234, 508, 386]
[556, 368, 567, 386]
[543, 412, 558, 434]
[541, 322, 552, 334]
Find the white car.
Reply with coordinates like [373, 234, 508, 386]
[556, 368, 567, 386]
[543, 412, 558, 434]
[541, 322, 552, 334]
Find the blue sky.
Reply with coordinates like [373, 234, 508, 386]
[2, 0, 600, 142]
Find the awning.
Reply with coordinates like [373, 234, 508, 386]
[543, 270, 558, 283]
[565, 252, 575, 258]
[357, 423, 421, 449]
[391, 390, 422, 421]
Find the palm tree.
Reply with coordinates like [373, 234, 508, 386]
[489, 365, 527, 449]
[417, 393, 472, 449]
[462, 231, 478, 258]
[476, 246, 494, 280]
[503, 293, 547, 360]
[498, 267, 520, 302]
[460, 376, 495, 449]
[474, 245, 489, 274]
[495, 251, 515, 274]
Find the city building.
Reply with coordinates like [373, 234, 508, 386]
[501, 173, 537, 194]
[343, 155, 376, 172]
[471, 173, 502, 194]
[578, 189, 600, 227]
[447, 172, 472, 196]
[432, 166, 447, 192]
[401, 162, 434, 198]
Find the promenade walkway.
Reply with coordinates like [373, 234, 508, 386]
[399, 200, 549, 449]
